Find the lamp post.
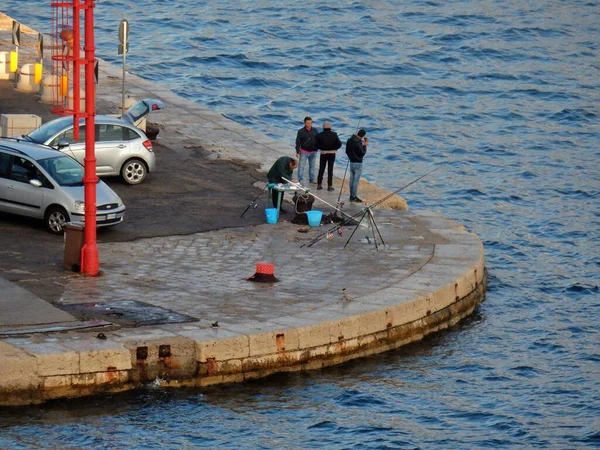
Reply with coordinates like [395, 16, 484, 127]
[50, 0, 99, 275]
[80, 0, 99, 276]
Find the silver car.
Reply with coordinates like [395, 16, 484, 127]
[24, 99, 164, 185]
[0, 139, 125, 234]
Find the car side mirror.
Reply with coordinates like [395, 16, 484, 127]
[56, 139, 70, 149]
[30, 179, 43, 188]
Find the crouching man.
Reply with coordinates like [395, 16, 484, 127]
[267, 157, 298, 211]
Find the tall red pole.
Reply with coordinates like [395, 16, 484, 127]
[72, 3, 80, 140]
[80, 0, 99, 276]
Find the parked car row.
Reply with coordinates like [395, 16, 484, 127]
[0, 99, 164, 233]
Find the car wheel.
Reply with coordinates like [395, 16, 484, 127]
[45, 206, 70, 234]
[121, 158, 147, 185]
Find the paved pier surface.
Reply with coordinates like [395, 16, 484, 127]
[0, 12, 485, 405]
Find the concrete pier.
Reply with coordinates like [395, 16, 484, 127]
[0, 12, 485, 406]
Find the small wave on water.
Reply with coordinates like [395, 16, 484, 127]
[551, 108, 598, 123]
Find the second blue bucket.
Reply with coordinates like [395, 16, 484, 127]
[265, 208, 278, 224]
[306, 210, 323, 227]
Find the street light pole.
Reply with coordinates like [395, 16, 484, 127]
[80, 0, 99, 276]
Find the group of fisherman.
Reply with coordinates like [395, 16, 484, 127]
[267, 116, 368, 211]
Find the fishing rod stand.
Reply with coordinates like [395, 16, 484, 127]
[301, 164, 443, 249]
[343, 205, 385, 251]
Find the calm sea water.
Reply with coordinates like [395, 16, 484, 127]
[2, 1, 599, 448]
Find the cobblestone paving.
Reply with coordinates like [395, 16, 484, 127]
[59, 211, 461, 329]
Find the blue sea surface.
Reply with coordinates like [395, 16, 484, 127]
[1, 1, 599, 448]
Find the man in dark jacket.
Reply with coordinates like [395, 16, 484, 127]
[267, 156, 298, 210]
[315, 121, 342, 191]
[295, 116, 319, 186]
[345, 129, 368, 202]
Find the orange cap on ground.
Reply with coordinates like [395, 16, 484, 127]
[255, 263, 275, 275]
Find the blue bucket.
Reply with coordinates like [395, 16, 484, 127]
[306, 210, 323, 227]
[265, 208, 278, 224]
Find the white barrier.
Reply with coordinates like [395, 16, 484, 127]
[67, 87, 86, 112]
[0, 51, 14, 81]
[40, 74, 64, 104]
[16, 63, 41, 93]
[1, 114, 42, 138]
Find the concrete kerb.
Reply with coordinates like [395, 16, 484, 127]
[0, 12, 485, 405]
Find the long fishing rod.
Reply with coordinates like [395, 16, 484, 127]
[336, 161, 350, 208]
[361, 164, 443, 212]
[304, 164, 442, 247]
[355, 103, 367, 134]
[336, 103, 367, 214]
[240, 183, 268, 218]
[302, 164, 444, 248]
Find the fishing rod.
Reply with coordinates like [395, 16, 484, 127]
[355, 103, 366, 134]
[365, 164, 443, 210]
[335, 103, 367, 216]
[302, 164, 444, 248]
[240, 183, 268, 218]
[281, 177, 357, 223]
[334, 160, 350, 220]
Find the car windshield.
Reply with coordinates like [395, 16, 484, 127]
[27, 118, 73, 144]
[37, 155, 85, 186]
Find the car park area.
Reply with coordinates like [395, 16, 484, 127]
[0, 82, 265, 294]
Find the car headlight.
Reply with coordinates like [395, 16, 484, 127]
[117, 198, 124, 207]
[74, 201, 85, 212]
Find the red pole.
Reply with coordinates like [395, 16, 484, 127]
[80, 0, 99, 276]
[72, 2, 80, 140]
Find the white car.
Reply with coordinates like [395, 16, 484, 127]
[0, 139, 125, 234]
[24, 99, 164, 185]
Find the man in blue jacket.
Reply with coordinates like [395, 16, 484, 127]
[295, 116, 319, 186]
[345, 129, 368, 203]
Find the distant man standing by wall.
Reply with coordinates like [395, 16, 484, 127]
[267, 156, 298, 210]
[345, 129, 368, 203]
[316, 121, 342, 191]
[295, 116, 319, 186]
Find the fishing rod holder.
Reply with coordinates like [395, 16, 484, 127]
[342, 205, 385, 251]
[301, 164, 443, 249]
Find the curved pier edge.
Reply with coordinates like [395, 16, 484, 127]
[163, 273, 487, 390]
[1, 269, 486, 406]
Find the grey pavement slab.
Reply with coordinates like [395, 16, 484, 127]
[0, 277, 76, 328]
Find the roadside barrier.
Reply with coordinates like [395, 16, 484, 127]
[0, 51, 14, 80]
[16, 62, 41, 93]
[40, 74, 64, 104]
